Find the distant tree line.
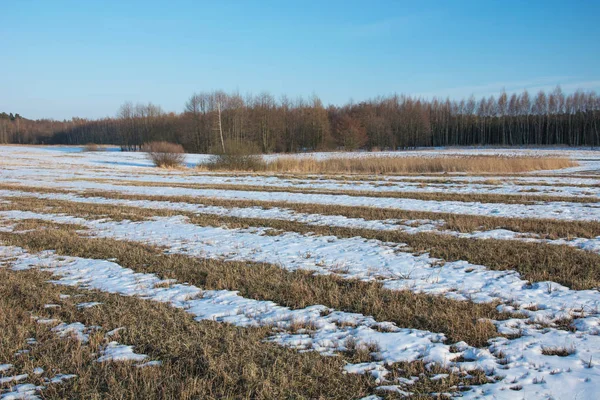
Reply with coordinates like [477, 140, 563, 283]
[1, 87, 599, 151]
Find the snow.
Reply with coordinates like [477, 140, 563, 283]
[0, 375, 28, 385]
[0, 384, 42, 400]
[0, 312, 159, 399]
[85, 186, 597, 221]
[48, 374, 76, 384]
[106, 327, 125, 337]
[2, 145, 600, 398]
[0, 314, 133, 399]
[3, 211, 595, 324]
[34, 318, 59, 325]
[0, 371, 75, 400]
[0, 365, 12, 373]
[136, 361, 162, 368]
[2, 144, 599, 172]
[1, 145, 599, 225]
[76, 302, 102, 309]
[1, 189, 599, 256]
[51, 322, 90, 343]
[96, 342, 148, 363]
[3, 244, 600, 398]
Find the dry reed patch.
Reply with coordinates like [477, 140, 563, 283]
[0, 225, 507, 347]
[0, 268, 377, 399]
[263, 155, 576, 174]
[2, 195, 600, 290]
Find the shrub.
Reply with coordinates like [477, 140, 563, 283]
[205, 140, 267, 171]
[84, 143, 101, 152]
[143, 141, 186, 168]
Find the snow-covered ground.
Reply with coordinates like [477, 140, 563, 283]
[2, 243, 600, 400]
[1, 190, 599, 254]
[2, 146, 600, 197]
[1, 145, 599, 399]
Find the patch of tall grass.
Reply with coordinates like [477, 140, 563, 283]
[265, 155, 576, 174]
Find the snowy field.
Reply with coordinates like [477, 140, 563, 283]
[1, 145, 600, 399]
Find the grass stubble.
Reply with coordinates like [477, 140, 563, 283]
[1, 194, 599, 290]
[5, 182, 600, 239]
[0, 152, 591, 398]
[53, 178, 600, 204]
[1, 225, 497, 399]
[0, 220, 506, 348]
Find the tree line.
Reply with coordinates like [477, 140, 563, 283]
[1, 87, 599, 152]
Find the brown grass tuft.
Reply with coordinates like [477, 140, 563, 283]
[541, 345, 576, 357]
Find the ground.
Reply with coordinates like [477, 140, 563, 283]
[0, 145, 599, 399]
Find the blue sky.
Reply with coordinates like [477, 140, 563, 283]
[1, 0, 599, 120]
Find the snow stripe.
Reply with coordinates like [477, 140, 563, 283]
[1, 190, 599, 254]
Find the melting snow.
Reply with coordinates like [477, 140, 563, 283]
[2, 245, 600, 398]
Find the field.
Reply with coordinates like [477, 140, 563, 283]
[1, 145, 600, 399]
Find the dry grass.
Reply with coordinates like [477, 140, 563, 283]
[384, 361, 493, 396]
[77, 188, 600, 238]
[2, 195, 599, 290]
[256, 173, 600, 188]
[66, 178, 599, 204]
[6, 183, 600, 238]
[0, 268, 377, 399]
[142, 141, 185, 168]
[0, 224, 508, 347]
[0, 264, 495, 398]
[541, 345, 577, 357]
[261, 155, 576, 174]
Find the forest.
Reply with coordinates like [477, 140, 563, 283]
[1, 87, 599, 152]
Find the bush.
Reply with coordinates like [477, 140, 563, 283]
[143, 141, 186, 168]
[205, 140, 266, 171]
[83, 143, 102, 152]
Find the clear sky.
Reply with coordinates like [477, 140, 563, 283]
[2, 0, 599, 120]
